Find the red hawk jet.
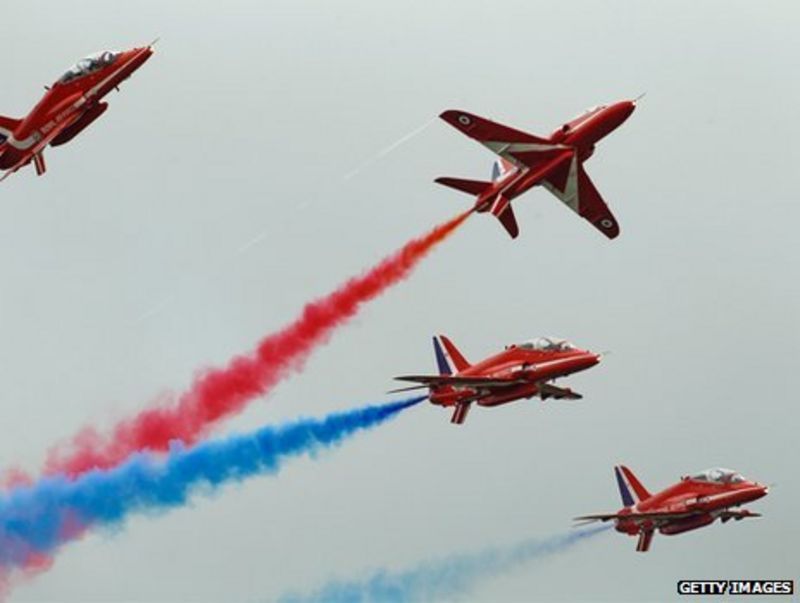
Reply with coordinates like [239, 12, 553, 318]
[576, 466, 769, 552]
[392, 335, 601, 424]
[437, 100, 637, 239]
[0, 43, 155, 181]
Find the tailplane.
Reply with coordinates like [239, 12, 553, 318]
[487, 194, 519, 238]
[436, 158, 520, 239]
[434, 176, 493, 196]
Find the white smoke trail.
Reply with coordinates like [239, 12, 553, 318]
[342, 118, 435, 182]
[280, 525, 610, 603]
[130, 117, 435, 325]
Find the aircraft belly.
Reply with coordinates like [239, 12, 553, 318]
[51, 102, 108, 147]
[477, 384, 538, 407]
[659, 514, 715, 535]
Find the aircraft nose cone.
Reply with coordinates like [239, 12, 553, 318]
[581, 352, 601, 368]
[620, 100, 637, 118]
[742, 483, 769, 502]
[137, 45, 155, 61]
[119, 46, 154, 72]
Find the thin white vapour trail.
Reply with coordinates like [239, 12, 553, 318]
[296, 117, 435, 210]
[132, 294, 176, 325]
[341, 118, 435, 182]
[233, 229, 271, 256]
[130, 117, 435, 325]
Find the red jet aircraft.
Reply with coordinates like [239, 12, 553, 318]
[436, 100, 637, 239]
[576, 466, 769, 552]
[0, 43, 155, 181]
[392, 335, 601, 424]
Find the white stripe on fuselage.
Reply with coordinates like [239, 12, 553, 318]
[6, 132, 40, 150]
[505, 357, 576, 377]
[482, 141, 568, 171]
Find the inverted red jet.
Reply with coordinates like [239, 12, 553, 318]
[437, 100, 637, 239]
[576, 466, 769, 552]
[0, 43, 155, 181]
[392, 335, 601, 424]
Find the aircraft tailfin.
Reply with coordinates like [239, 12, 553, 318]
[0, 115, 21, 143]
[434, 176, 493, 196]
[614, 465, 652, 507]
[491, 158, 514, 182]
[432, 335, 471, 376]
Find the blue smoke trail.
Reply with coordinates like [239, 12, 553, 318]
[280, 525, 610, 603]
[0, 396, 424, 569]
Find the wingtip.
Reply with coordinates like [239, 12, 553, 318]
[387, 383, 430, 394]
[439, 109, 475, 128]
[393, 375, 426, 383]
[572, 516, 600, 525]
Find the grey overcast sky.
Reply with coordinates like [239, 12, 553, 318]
[1, 1, 798, 601]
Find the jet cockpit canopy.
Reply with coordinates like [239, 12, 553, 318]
[518, 336, 577, 352]
[59, 51, 119, 83]
[687, 468, 745, 484]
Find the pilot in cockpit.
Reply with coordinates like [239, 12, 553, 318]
[59, 51, 119, 83]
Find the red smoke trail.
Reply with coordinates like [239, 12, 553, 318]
[44, 210, 471, 477]
[0, 211, 469, 597]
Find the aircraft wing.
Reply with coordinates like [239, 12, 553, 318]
[393, 374, 521, 389]
[542, 160, 620, 239]
[719, 509, 761, 521]
[439, 109, 572, 172]
[539, 383, 582, 400]
[574, 510, 695, 524]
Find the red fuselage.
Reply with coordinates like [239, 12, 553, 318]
[615, 477, 768, 537]
[474, 101, 635, 213]
[429, 344, 599, 408]
[0, 45, 153, 174]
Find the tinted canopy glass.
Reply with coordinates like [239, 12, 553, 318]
[59, 51, 119, 83]
[518, 337, 577, 352]
[689, 468, 745, 484]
